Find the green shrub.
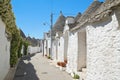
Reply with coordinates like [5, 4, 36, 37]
[18, 38, 23, 58]
[0, 0, 23, 67]
[73, 73, 80, 79]
[23, 41, 29, 55]
[47, 56, 51, 59]
[10, 32, 20, 67]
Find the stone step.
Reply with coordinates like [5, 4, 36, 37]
[81, 68, 87, 80]
[81, 71, 86, 80]
[82, 68, 87, 72]
[75, 68, 86, 80]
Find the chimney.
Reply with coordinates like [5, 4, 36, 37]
[60, 11, 63, 15]
[66, 16, 75, 25]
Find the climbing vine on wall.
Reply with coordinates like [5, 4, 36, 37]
[18, 38, 23, 58]
[10, 31, 20, 67]
[0, 0, 29, 67]
[23, 41, 29, 55]
[0, 0, 15, 37]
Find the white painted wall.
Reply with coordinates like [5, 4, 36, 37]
[52, 40, 58, 61]
[21, 45, 24, 55]
[44, 33, 51, 56]
[65, 17, 75, 25]
[47, 39, 51, 48]
[66, 32, 78, 73]
[0, 17, 10, 80]
[57, 37, 64, 62]
[52, 41, 55, 60]
[46, 39, 51, 56]
[86, 13, 120, 80]
[28, 46, 40, 54]
[43, 40, 47, 56]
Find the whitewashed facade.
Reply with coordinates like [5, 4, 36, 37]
[66, 1, 102, 80]
[21, 45, 24, 55]
[51, 39, 56, 60]
[66, 32, 78, 73]
[86, 10, 120, 80]
[44, 0, 120, 80]
[0, 17, 10, 80]
[52, 38, 59, 61]
[57, 36, 64, 62]
[43, 39, 47, 56]
[43, 32, 51, 56]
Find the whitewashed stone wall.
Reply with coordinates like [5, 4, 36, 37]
[86, 13, 120, 80]
[66, 32, 78, 73]
[52, 40, 57, 60]
[41, 40, 44, 54]
[56, 39, 58, 60]
[43, 40, 47, 56]
[0, 18, 10, 80]
[21, 45, 24, 55]
[46, 39, 51, 56]
[52, 39, 59, 61]
[28, 46, 40, 54]
[57, 37, 64, 62]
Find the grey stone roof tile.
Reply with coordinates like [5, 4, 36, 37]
[52, 13, 66, 36]
[74, 12, 82, 22]
[89, 0, 120, 22]
[71, 1, 102, 31]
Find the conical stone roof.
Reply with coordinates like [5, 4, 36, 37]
[71, 0, 102, 31]
[52, 13, 66, 36]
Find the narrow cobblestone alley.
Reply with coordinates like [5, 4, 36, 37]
[14, 53, 73, 80]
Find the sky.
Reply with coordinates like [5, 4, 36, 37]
[11, 0, 104, 39]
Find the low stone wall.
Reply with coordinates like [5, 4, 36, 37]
[0, 18, 10, 80]
[28, 46, 40, 54]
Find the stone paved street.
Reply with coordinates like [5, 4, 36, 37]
[13, 53, 73, 80]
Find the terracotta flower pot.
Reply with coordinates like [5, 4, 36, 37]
[60, 62, 66, 67]
[64, 59, 67, 63]
[57, 62, 61, 66]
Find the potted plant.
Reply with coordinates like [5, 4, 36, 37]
[73, 73, 80, 80]
[47, 56, 51, 59]
[64, 59, 67, 63]
[60, 62, 66, 67]
[57, 62, 61, 66]
[57, 61, 66, 71]
[57, 62, 66, 67]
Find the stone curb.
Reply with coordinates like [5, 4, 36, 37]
[4, 59, 20, 80]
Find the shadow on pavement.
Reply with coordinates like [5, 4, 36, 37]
[13, 53, 39, 80]
[22, 53, 36, 61]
